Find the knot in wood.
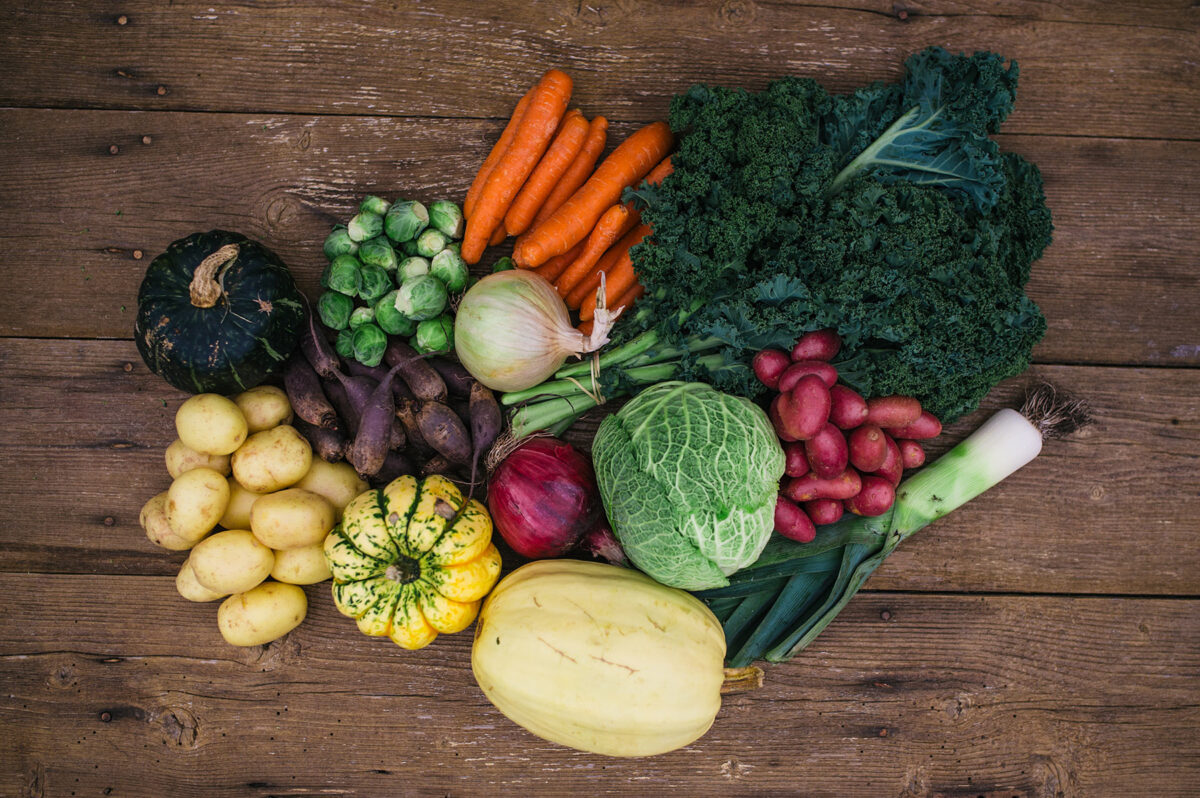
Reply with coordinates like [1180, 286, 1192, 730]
[157, 706, 199, 748]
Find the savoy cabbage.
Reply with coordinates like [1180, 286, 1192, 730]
[591, 382, 785, 590]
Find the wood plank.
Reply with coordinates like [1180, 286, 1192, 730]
[2, 574, 1197, 796]
[0, 1, 1196, 139]
[1, 109, 1198, 368]
[0, 338, 1196, 597]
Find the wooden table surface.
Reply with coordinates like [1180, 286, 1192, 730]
[3, 2, 1198, 796]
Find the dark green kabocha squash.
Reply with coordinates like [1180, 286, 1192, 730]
[135, 230, 305, 394]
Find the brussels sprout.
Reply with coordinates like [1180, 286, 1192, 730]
[335, 328, 355, 359]
[399, 239, 421, 257]
[323, 225, 359, 260]
[491, 256, 516, 273]
[384, 200, 429, 243]
[394, 274, 448, 321]
[374, 290, 417, 336]
[317, 290, 354, 330]
[348, 306, 376, 330]
[324, 254, 362, 296]
[397, 256, 431, 283]
[348, 211, 384, 242]
[360, 195, 391, 216]
[414, 314, 454, 353]
[358, 236, 398, 272]
[445, 241, 461, 256]
[415, 228, 448, 258]
[351, 323, 388, 367]
[428, 200, 465, 239]
[358, 262, 393, 303]
[430, 248, 469, 293]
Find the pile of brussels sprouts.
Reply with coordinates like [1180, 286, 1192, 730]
[318, 196, 469, 366]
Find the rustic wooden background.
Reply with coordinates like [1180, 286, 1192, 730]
[2, 2, 1198, 796]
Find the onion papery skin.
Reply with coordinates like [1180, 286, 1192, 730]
[454, 270, 585, 393]
[487, 437, 601, 559]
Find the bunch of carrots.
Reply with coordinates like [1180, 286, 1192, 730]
[461, 69, 675, 333]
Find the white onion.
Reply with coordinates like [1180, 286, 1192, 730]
[454, 270, 618, 392]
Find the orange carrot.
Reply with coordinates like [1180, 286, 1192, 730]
[488, 222, 507, 247]
[462, 69, 573, 264]
[464, 88, 533, 220]
[533, 240, 585, 282]
[641, 155, 674, 189]
[526, 115, 609, 234]
[503, 110, 589, 236]
[565, 224, 650, 311]
[614, 281, 646, 311]
[552, 204, 630, 298]
[577, 318, 594, 336]
[581, 244, 639, 322]
[514, 121, 673, 267]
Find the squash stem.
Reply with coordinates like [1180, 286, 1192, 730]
[720, 665, 764, 694]
[189, 243, 240, 308]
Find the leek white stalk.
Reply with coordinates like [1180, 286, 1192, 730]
[454, 270, 618, 393]
[700, 383, 1092, 666]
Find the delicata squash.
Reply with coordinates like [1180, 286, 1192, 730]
[324, 475, 501, 649]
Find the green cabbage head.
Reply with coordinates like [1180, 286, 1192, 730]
[592, 381, 785, 590]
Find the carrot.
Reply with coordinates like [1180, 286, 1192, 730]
[514, 121, 673, 267]
[566, 224, 650, 311]
[613, 281, 645, 312]
[525, 115, 609, 234]
[503, 110, 589, 236]
[580, 239, 640, 322]
[577, 318, 594, 336]
[641, 154, 674, 187]
[488, 222, 507, 247]
[465, 87, 533, 220]
[462, 69, 574, 264]
[533, 240, 585, 282]
[552, 204, 631, 298]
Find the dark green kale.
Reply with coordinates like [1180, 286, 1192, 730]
[622, 47, 1051, 421]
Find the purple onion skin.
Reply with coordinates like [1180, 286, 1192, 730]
[487, 437, 601, 560]
[577, 519, 629, 567]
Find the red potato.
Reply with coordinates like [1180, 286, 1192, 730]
[769, 394, 801, 442]
[784, 468, 861, 503]
[752, 349, 791, 390]
[897, 439, 926, 469]
[774, 495, 816, 543]
[804, 498, 844, 526]
[845, 475, 896, 517]
[866, 395, 923, 428]
[848, 423, 888, 473]
[778, 360, 838, 392]
[779, 375, 831, 440]
[783, 441, 810, 478]
[804, 422, 849, 480]
[829, 384, 869, 429]
[885, 410, 943, 440]
[874, 434, 904, 486]
[790, 329, 841, 362]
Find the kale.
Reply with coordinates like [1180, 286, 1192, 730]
[622, 47, 1051, 421]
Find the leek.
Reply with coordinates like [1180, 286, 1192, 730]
[697, 383, 1090, 666]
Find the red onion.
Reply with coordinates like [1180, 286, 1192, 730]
[487, 436, 600, 559]
[577, 519, 628, 567]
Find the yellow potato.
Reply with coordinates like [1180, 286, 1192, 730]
[165, 439, 231, 479]
[165, 467, 230, 544]
[217, 582, 307, 647]
[141, 491, 202, 551]
[270, 544, 333, 585]
[176, 558, 227, 602]
[294, 459, 368, 521]
[219, 478, 264, 531]
[234, 385, 293, 433]
[189, 529, 274, 595]
[231, 425, 312, 493]
[175, 393, 248, 456]
[250, 488, 335, 550]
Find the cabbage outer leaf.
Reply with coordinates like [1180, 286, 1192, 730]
[592, 382, 785, 590]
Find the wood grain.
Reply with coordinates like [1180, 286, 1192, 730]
[0, 337, 1195, 597]
[0, 1, 1196, 140]
[1, 109, 1198, 367]
[2, 573, 1197, 797]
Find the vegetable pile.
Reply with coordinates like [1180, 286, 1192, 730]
[130, 47, 1078, 761]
